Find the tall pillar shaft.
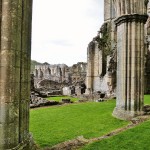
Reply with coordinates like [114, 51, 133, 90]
[93, 42, 101, 91]
[86, 43, 94, 92]
[86, 40, 102, 92]
[113, 0, 148, 120]
[0, 0, 33, 149]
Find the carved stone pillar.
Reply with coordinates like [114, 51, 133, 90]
[0, 0, 33, 149]
[113, 0, 148, 120]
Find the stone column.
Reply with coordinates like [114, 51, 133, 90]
[0, 0, 33, 149]
[113, 0, 148, 120]
[86, 41, 95, 93]
[93, 41, 101, 91]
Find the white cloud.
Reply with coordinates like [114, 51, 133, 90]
[31, 0, 104, 66]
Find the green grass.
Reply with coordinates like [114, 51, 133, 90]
[30, 95, 150, 148]
[81, 95, 150, 150]
[30, 100, 128, 148]
[144, 95, 150, 105]
[82, 120, 150, 150]
[47, 96, 80, 102]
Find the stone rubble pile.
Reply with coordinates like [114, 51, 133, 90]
[30, 92, 59, 108]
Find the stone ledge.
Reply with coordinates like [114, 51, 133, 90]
[115, 14, 148, 26]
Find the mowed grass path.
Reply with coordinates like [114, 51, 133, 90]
[47, 96, 79, 102]
[30, 100, 128, 148]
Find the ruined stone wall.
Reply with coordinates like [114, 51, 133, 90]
[34, 63, 69, 83]
[104, 0, 116, 22]
[86, 11, 117, 96]
[70, 62, 87, 84]
[104, 0, 112, 21]
[145, 12, 150, 94]
[86, 37, 102, 93]
[87, 0, 149, 104]
[86, 0, 118, 97]
[33, 62, 87, 96]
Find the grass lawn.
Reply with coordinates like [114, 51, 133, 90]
[144, 95, 150, 105]
[81, 95, 150, 150]
[30, 95, 150, 148]
[47, 96, 80, 102]
[82, 120, 150, 150]
[30, 100, 128, 148]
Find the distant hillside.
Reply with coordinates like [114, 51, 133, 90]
[31, 60, 42, 73]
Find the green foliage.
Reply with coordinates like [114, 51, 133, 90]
[98, 22, 112, 56]
[96, 22, 113, 76]
[47, 96, 80, 102]
[145, 0, 149, 6]
[30, 100, 128, 148]
[82, 120, 150, 150]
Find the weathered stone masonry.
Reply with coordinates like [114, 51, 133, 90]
[112, 0, 148, 120]
[86, 39, 102, 93]
[0, 0, 33, 149]
[86, 0, 149, 120]
[86, 0, 117, 96]
[0, 0, 149, 149]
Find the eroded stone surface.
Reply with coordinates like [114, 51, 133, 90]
[0, 0, 150, 149]
[0, 0, 34, 149]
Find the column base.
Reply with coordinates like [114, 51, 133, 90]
[5, 133, 37, 150]
[112, 107, 144, 120]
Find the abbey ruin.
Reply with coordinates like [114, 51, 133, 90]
[32, 62, 87, 96]
[0, 0, 150, 149]
[86, 0, 150, 120]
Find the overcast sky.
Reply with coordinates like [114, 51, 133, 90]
[31, 0, 104, 66]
